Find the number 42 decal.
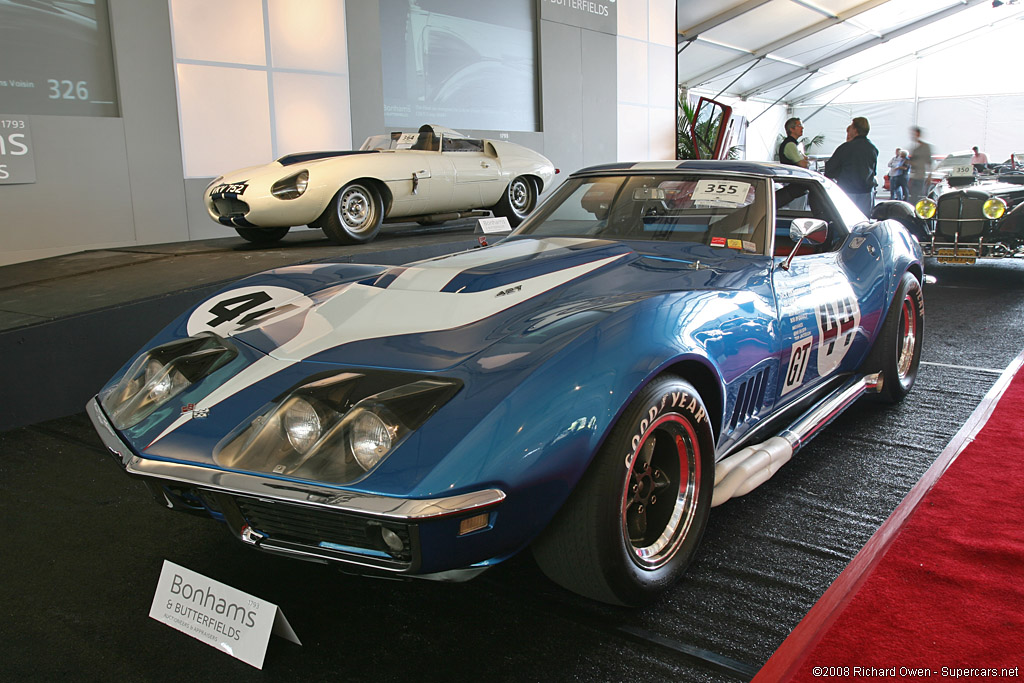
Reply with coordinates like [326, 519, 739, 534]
[186, 286, 313, 337]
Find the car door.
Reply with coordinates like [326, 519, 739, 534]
[439, 136, 503, 208]
[385, 132, 442, 218]
[769, 178, 881, 406]
[689, 97, 736, 160]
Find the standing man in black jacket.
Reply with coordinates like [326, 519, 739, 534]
[779, 118, 809, 168]
[824, 117, 878, 217]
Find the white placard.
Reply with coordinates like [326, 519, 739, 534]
[691, 180, 750, 204]
[149, 560, 301, 670]
[477, 216, 512, 234]
[396, 132, 418, 148]
[951, 165, 974, 178]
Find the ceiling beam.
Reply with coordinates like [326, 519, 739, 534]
[739, 0, 990, 99]
[677, 0, 774, 44]
[787, 6, 1024, 105]
[681, 0, 892, 89]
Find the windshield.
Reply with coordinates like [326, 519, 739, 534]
[935, 154, 973, 170]
[360, 131, 439, 152]
[516, 174, 768, 254]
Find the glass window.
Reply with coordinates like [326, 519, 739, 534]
[518, 174, 768, 254]
[772, 179, 853, 256]
[441, 137, 484, 153]
[360, 131, 439, 151]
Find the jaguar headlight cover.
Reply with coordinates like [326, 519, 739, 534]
[100, 334, 237, 429]
[271, 170, 309, 200]
[915, 198, 936, 219]
[215, 374, 461, 484]
[983, 197, 1007, 220]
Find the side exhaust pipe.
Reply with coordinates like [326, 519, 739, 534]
[711, 373, 883, 507]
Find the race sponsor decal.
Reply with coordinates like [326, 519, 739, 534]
[742, 240, 758, 253]
[781, 336, 813, 396]
[727, 239, 743, 250]
[186, 286, 314, 337]
[710, 236, 727, 247]
[816, 293, 861, 376]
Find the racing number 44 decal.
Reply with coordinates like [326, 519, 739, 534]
[782, 292, 862, 396]
[186, 286, 314, 337]
[817, 294, 860, 376]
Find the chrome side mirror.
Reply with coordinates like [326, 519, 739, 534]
[780, 218, 828, 271]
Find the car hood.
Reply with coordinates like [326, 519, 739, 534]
[121, 237, 769, 485]
[228, 237, 761, 371]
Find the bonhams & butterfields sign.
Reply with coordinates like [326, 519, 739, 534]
[540, 0, 617, 34]
[150, 561, 300, 669]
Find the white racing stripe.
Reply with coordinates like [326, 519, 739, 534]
[146, 249, 628, 447]
[388, 237, 601, 292]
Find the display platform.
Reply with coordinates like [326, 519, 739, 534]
[0, 222, 480, 431]
[1, 256, 1023, 680]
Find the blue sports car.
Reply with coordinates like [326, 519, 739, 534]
[88, 161, 924, 606]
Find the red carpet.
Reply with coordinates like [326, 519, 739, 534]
[757, 354, 1024, 682]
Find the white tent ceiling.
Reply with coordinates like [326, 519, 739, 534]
[677, 0, 1024, 106]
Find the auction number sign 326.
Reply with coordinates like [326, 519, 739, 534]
[0, 118, 36, 185]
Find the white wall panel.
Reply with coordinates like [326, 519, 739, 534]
[617, 37, 649, 106]
[170, 0, 266, 65]
[618, 103, 650, 161]
[649, 0, 675, 47]
[618, 0, 675, 161]
[268, 0, 348, 71]
[176, 64, 273, 178]
[618, 0, 649, 40]
[272, 72, 352, 155]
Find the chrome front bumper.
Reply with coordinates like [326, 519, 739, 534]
[86, 397, 505, 521]
[86, 397, 505, 575]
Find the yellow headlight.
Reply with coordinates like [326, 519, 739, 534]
[915, 198, 937, 219]
[983, 197, 1007, 220]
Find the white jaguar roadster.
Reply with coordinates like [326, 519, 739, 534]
[204, 124, 557, 245]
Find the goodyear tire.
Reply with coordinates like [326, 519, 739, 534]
[862, 271, 923, 403]
[234, 226, 290, 245]
[491, 176, 537, 227]
[321, 182, 384, 244]
[533, 376, 714, 606]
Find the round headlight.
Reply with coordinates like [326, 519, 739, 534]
[915, 198, 936, 219]
[349, 409, 394, 471]
[282, 397, 322, 454]
[983, 197, 1007, 220]
[271, 170, 309, 200]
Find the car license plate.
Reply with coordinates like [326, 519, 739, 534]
[210, 182, 248, 197]
[936, 247, 977, 264]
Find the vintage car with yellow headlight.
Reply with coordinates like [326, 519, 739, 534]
[907, 160, 1024, 264]
[204, 124, 556, 246]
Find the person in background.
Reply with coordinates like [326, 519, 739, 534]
[971, 146, 989, 172]
[887, 148, 905, 201]
[891, 150, 910, 202]
[824, 116, 878, 216]
[778, 118, 809, 168]
[908, 126, 933, 203]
